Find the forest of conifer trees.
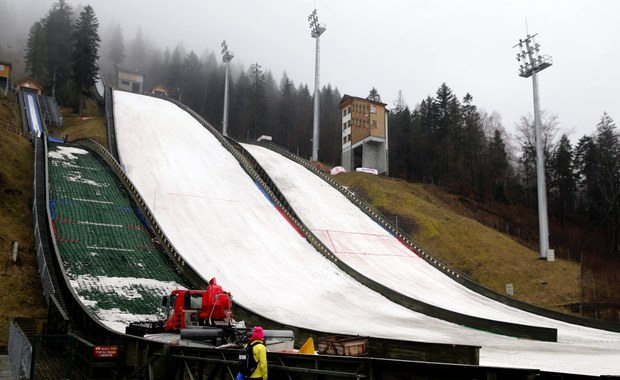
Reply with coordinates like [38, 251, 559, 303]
[16, 1, 620, 266]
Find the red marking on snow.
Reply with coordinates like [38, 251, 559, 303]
[397, 236, 423, 258]
[323, 230, 337, 251]
[275, 206, 304, 237]
[52, 220, 58, 239]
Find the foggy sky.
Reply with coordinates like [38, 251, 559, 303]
[3, 0, 620, 141]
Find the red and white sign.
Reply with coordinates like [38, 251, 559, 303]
[355, 167, 378, 175]
[93, 346, 119, 359]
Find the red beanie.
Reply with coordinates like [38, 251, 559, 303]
[249, 326, 264, 341]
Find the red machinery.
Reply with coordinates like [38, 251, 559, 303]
[125, 278, 294, 349]
[162, 278, 234, 332]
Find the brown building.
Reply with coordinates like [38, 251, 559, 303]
[0, 60, 12, 96]
[14, 76, 44, 95]
[337, 95, 389, 174]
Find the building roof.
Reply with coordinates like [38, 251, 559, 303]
[150, 84, 168, 92]
[117, 66, 144, 76]
[0, 60, 13, 68]
[338, 94, 387, 108]
[14, 76, 44, 90]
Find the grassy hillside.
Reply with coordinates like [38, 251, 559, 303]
[0, 95, 48, 346]
[334, 173, 581, 313]
[0, 96, 106, 347]
[48, 99, 107, 147]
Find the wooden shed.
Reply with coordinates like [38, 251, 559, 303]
[149, 84, 168, 97]
[14, 76, 44, 95]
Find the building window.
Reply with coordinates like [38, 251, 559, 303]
[372, 120, 377, 128]
[370, 105, 377, 114]
[121, 80, 130, 85]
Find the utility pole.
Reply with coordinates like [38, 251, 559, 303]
[308, 9, 326, 162]
[221, 40, 234, 137]
[515, 33, 553, 260]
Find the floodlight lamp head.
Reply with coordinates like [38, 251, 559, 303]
[308, 9, 325, 37]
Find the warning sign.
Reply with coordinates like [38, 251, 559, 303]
[93, 346, 118, 359]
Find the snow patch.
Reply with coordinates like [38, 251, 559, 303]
[48, 146, 89, 160]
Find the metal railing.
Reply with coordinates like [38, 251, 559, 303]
[32, 137, 56, 303]
[8, 320, 31, 380]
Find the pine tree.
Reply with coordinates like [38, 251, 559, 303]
[166, 45, 183, 100]
[44, 0, 74, 97]
[549, 134, 576, 225]
[388, 102, 413, 180]
[25, 20, 47, 80]
[72, 5, 100, 115]
[432, 83, 462, 187]
[127, 26, 147, 72]
[461, 93, 487, 198]
[278, 73, 295, 149]
[593, 112, 620, 255]
[367, 87, 381, 102]
[248, 63, 266, 139]
[179, 51, 203, 109]
[108, 24, 125, 73]
[487, 129, 509, 202]
[318, 84, 342, 165]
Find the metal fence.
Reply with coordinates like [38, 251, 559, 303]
[32, 137, 56, 303]
[8, 320, 32, 380]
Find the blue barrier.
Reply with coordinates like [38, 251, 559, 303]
[48, 136, 65, 144]
[49, 200, 56, 220]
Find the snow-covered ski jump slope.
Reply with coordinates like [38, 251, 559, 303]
[113, 91, 620, 376]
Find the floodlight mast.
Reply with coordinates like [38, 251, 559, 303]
[515, 33, 553, 260]
[308, 9, 326, 162]
[221, 40, 234, 137]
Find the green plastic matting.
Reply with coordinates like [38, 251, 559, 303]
[47, 141, 190, 326]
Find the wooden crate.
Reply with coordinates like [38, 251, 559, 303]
[317, 335, 367, 356]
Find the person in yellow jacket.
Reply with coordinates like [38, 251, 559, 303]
[248, 326, 268, 379]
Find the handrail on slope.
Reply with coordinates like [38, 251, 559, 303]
[105, 86, 120, 162]
[17, 90, 30, 138]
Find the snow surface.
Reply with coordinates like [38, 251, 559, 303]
[241, 143, 620, 341]
[113, 91, 620, 376]
[24, 91, 42, 137]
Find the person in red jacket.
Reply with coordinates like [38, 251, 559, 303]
[248, 326, 268, 379]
